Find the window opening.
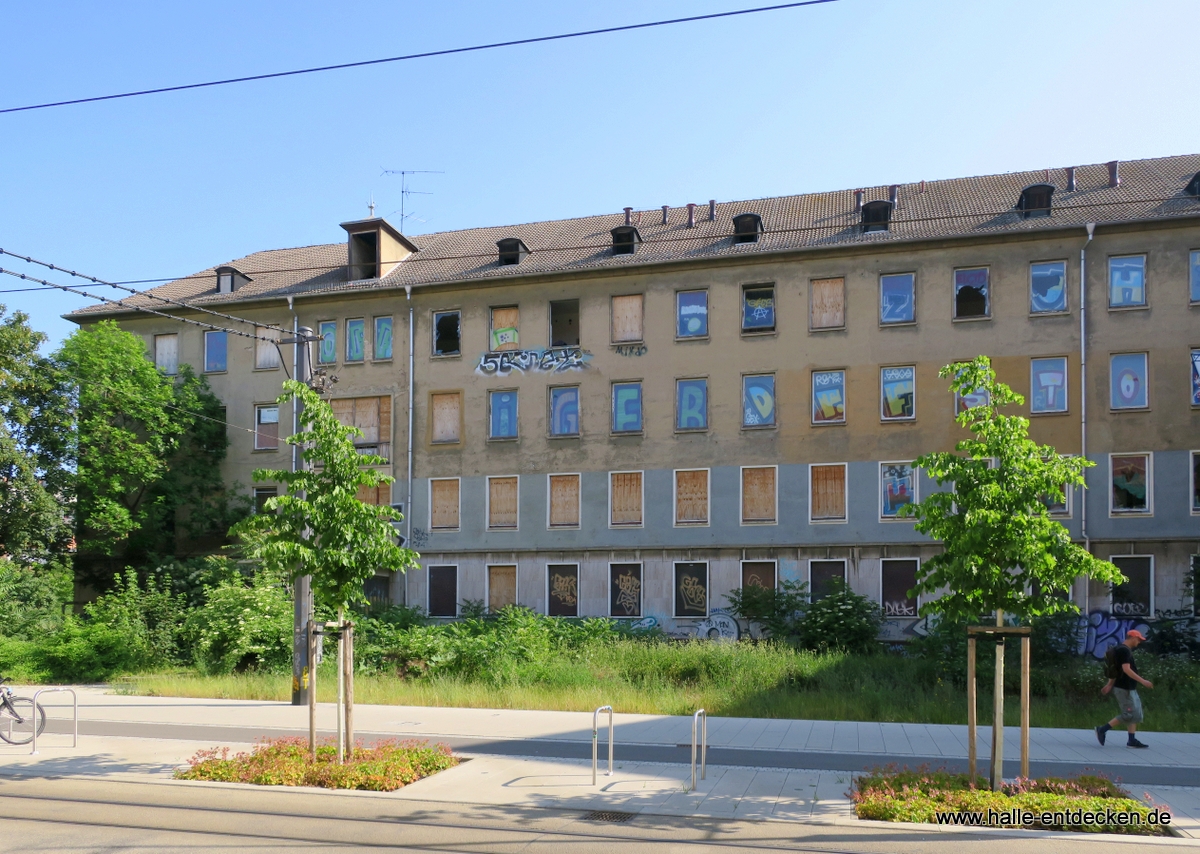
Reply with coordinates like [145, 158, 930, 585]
[253, 487, 277, 514]
[741, 561, 776, 590]
[880, 462, 916, 519]
[879, 273, 915, 324]
[1192, 349, 1200, 407]
[809, 560, 846, 602]
[675, 378, 708, 430]
[204, 330, 227, 373]
[496, 237, 529, 266]
[317, 321, 336, 364]
[611, 382, 643, 433]
[811, 370, 846, 425]
[429, 478, 460, 530]
[732, 213, 763, 244]
[490, 306, 520, 351]
[741, 466, 776, 524]
[1191, 451, 1200, 515]
[550, 299, 580, 347]
[154, 333, 178, 376]
[610, 226, 641, 255]
[374, 317, 393, 360]
[549, 386, 580, 436]
[330, 396, 391, 462]
[547, 564, 579, 617]
[427, 566, 458, 617]
[487, 564, 517, 611]
[1030, 261, 1068, 313]
[861, 200, 892, 232]
[349, 231, 379, 281]
[488, 390, 518, 440]
[881, 366, 916, 421]
[548, 474, 580, 528]
[255, 326, 281, 370]
[810, 463, 847, 521]
[1031, 357, 1069, 413]
[1110, 556, 1152, 617]
[881, 558, 919, 617]
[217, 271, 233, 294]
[742, 374, 776, 428]
[953, 268, 990, 318]
[610, 563, 642, 617]
[742, 285, 775, 332]
[255, 404, 279, 450]
[430, 392, 461, 444]
[674, 562, 709, 618]
[487, 477, 519, 529]
[1109, 256, 1146, 308]
[1017, 184, 1054, 218]
[1186, 171, 1200, 197]
[810, 277, 845, 330]
[1110, 353, 1149, 410]
[675, 469, 709, 525]
[433, 311, 461, 356]
[609, 471, 643, 526]
[676, 290, 709, 338]
[363, 575, 391, 609]
[1111, 454, 1151, 514]
[610, 294, 643, 343]
[345, 318, 365, 362]
[1191, 250, 1200, 303]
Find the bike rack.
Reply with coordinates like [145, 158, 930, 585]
[30, 687, 78, 755]
[690, 709, 707, 791]
[592, 705, 613, 785]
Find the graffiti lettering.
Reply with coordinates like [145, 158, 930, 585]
[695, 609, 740, 641]
[1077, 610, 1150, 659]
[679, 576, 707, 612]
[614, 344, 647, 357]
[615, 572, 641, 616]
[550, 573, 578, 608]
[409, 526, 429, 549]
[884, 600, 918, 617]
[476, 347, 592, 376]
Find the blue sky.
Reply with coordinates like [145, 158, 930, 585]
[2, 0, 1196, 349]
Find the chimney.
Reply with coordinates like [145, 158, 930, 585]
[686, 203, 696, 228]
[661, 205, 669, 225]
[888, 184, 899, 205]
[623, 207, 633, 225]
[1107, 160, 1120, 188]
[919, 180, 926, 194]
[709, 199, 716, 221]
[853, 189, 864, 212]
[1044, 169, 1050, 183]
[1065, 166, 1077, 192]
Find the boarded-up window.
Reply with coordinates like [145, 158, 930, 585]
[810, 464, 846, 521]
[610, 563, 642, 617]
[490, 306, 520, 351]
[809, 560, 845, 601]
[547, 564, 579, 617]
[488, 564, 517, 611]
[429, 478, 460, 530]
[675, 469, 709, 525]
[430, 393, 461, 444]
[255, 325, 280, 370]
[331, 396, 391, 462]
[881, 558, 919, 617]
[610, 471, 643, 526]
[674, 562, 708, 617]
[154, 333, 178, 375]
[610, 294, 644, 343]
[428, 565, 457, 617]
[741, 466, 776, 523]
[810, 277, 845, 329]
[741, 561, 776, 590]
[548, 474, 580, 528]
[1111, 555, 1153, 617]
[488, 476, 518, 529]
[355, 483, 388, 505]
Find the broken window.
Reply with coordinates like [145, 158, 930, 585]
[810, 277, 845, 330]
[610, 563, 642, 617]
[741, 466, 776, 524]
[427, 565, 458, 617]
[433, 311, 460, 356]
[255, 325, 281, 370]
[881, 558, 919, 617]
[488, 389, 518, 440]
[879, 273, 915, 324]
[430, 392, 461, 444]
[429, 478, 460, 530]
[487, 476, 519, 530]
[954, 268, 990, 318]
[1111, 453, 1151, 514]
[548, 474, 580, 528]
[254, 404, 279, 450]
[1030, 261, 1067, 313]
[487, 564, 517, 611]
[547, 564, 579, 617]
[810, 463, 846, 521]
[674, 469, 709, 525]
[490, 306, 520, 351]
[610, 294, 643, 343]
[549, 299, 579, 347]
[318, 321, 336, 364]
[1109, 255, 1147, 308]
[154, 333, 178, 375]
[1110, 556, 1152, 617]
[742, 284, 775, 332]
[809, 560, 846, 602]
[674, 562, 709, 618]
[676, 290, 708, 338]
[203, 330, 226, 373]
[609, 471, 643, 527]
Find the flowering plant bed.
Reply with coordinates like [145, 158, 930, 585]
[175, 737, 458, 791]
[852, 766, 1171, 835]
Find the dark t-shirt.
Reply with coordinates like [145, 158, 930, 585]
[1111, 644, 1139, 691]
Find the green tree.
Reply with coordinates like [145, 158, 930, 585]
[231, 379, 418, 612]
[903, 356, 1123, 622]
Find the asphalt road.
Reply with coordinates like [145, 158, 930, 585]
[0, 776, 1172, 854]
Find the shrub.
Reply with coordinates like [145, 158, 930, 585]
[184, 572, 293, 674]
[724, 579, 808, 639]
[796, 580, 881, 654]
[0, 558, 72, 640]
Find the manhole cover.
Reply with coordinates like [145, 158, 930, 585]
[581, 810, 636, 823]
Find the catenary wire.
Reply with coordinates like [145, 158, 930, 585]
[0, 1, 838, 114]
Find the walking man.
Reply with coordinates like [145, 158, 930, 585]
[1096, 629, 1153, 748]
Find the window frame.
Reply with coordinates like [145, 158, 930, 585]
[1109, 352, 1150, 411]
[608, 562, 644, 618]
[879, 271, 916, 326]
[1191, 450, 1200, 516]
[675, 288, 710, 340]
[673, 467, 711, 527]
[203, 329, 227, 374]
[1030, 355, 1070, 415]
[1107, 254, 1148, 311]
[740, 559, 778, 591]
[811, 369, 847, 426]
[253, 325, 281, 371]
[548, 384, 581, 438]
[1190, 348, 1200, 409]
[153, 332, 179, 376]
[1029, 259, 1069, 316]
[740, 282, 777, 335]
[431, 309, 462, 358]
[317, 320, 337, 365]
[739, 465, 778, 525]
[546, 562, 581, 617]
[809, 462, 848, 524]
[1189, 249, 1200, 306]
[1107, 554, 1155, 618]
[741, 373, 777, 430]
[879, 461, 918, 522]
[548, 298, 581, 349]
[426, 564, 459, 618]
[807, 558, 847, 602]
[254, 403, 280, 451]
[673, 560, 710, 619]
[952, 266, 991, 321]
[880, 365, 917, 422]
[1109, 452, 1153, 516]
[252, 486, 278, 514]
[610, 380, 644, 435]
[373, 315, 394, 361]
[428, 390, 463, 445]
[608, 470, 644, 528]
[880, 557, 922, 618]
[428, 477, 461, 532]
[486, 475, 520, 531]
[344, 317, 366, 363]
[610, 293, 645, 345]
[674, 376, 710, 433]
[808, 276, 846, 332]
[546, 472, 582, 530]
[489, 305, 521, 352]
[487, 388, 519, 442]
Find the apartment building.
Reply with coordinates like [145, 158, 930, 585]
[68, 155, 1200, 637]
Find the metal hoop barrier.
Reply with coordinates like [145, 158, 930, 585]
[592, 705, 613, 785]
[30, 687, 78, 756]
[691, 709, 708, 791]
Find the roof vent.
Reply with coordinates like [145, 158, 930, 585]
[496, 238, 530, 266]
[853, 189, 864, 212]
[888, 184, 899, 205]
[1186, 171, 1200, 197]
[686, 203, 697, 229]
[1107, 160, 1120, 188]
[623, 207, 633, 226]
[860, 200, 893, 233]
[1065, 167, 1077, 192]
[661, 205, 669, 224]
[610, 225, 641, 255]
[709, 199, 716, 221]
[214, 265, 251, 295]
[732, 213, 764, 244]
[1017, 184, 1054, 218]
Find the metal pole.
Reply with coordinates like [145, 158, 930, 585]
[991, 611, 1005, 790]
[967, 635, 977, 782]
[307, 619, 317, 760]
[337, 611, 345, 764]
[592, 705, 613, 785]
[1020, 634, 1031, 779]
[691, 709, 707, 791]
[291, 325, 315, 706]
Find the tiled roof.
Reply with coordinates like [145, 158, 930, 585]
[67, 154, 1200, 319]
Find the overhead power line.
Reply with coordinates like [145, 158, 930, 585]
[0, 1, 838, 114]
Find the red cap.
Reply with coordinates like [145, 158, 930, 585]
[1125, 630, 1146, 641]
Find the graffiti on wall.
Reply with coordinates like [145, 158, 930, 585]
[475, 347, 592, 376]
[1077, 611, 1152, 658]
[694, 610, 741, 641]
[614, 344, 647, 357]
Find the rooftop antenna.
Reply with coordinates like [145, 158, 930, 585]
[368, 194, 375, 217]
[381, 169, 444, 230]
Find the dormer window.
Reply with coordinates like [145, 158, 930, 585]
[611, 226, 641, 256]
[1017, 184, 1054, 218]
[340, 217, 418, 282]
[1187, 171, 1200, 197]
[861, 200, 893, 233]
[214, 265, 250, 295]
[496, 238, 530, 266]
[732, 213, 764, 244]
[349, 231, 379, 280]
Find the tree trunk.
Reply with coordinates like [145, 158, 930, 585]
[991, 608, 1005, 790]
[344, 622, 354, 760]
[336, 607, 345, 765]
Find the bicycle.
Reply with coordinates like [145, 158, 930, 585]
[0, 676, 46, 745]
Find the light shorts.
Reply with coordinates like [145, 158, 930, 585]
[1113, 687, 1143, 724]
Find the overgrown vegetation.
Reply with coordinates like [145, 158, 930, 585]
[175, 737, 457, 790]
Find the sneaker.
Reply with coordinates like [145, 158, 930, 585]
[1095, 726, 1107, 746]
[1127, 738, 1149, 749]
